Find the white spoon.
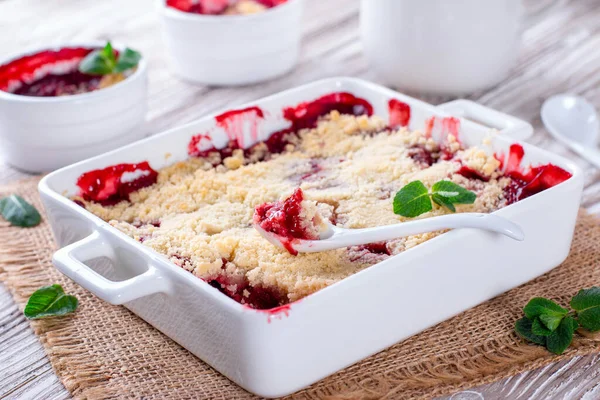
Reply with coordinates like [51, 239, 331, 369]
[255, 213, 524, 253]
[541, 94, 600, 169]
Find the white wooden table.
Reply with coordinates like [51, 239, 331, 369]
[2, 0, 600, 398]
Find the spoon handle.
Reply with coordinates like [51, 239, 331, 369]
[570, 142, 600, 169]
[296, 213, 524, 253]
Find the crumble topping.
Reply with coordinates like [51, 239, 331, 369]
[77, 111, 513, 307]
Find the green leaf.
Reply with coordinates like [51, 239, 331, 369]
[431, 193, 456, 212]
[114, 47, 142, 73]
[532, 317, 553, 336]
[102, 41, 116, 64]
[393, 181, 432, 218]
[78, 42, 116, 75]
[24, 284, 78, 319]
[515, 317, 546, 345]
[546, 316, 577, 355]
[539, 313, 564, 331]
[570, 287, 600, 332]
[577, 308, 600, 332]
[0, 195, 41, 227]
[523, 297, 568, 320]
[431, 180, 476, 204]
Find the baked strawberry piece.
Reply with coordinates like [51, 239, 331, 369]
[254, 188, 326, 255]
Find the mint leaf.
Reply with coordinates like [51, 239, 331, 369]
[0, 194, 41, 227]
[431, 180, 476, 204]
[546, 316, 578, 355]
[114, 48, 141, 73]
[570, 287, 600, 332]
[79, 42, 117, 75]
[515, 317, 546, 345]
[102, 41, 116, 65]
[24, 284, 78, 319]
[532, 317, 553, 336]
[539, 313, 564, 331]
[431, 193, 456, 212]
[393, 181, 432, 217]
[523, 297, 568, 320]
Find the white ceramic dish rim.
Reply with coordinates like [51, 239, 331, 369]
[39, 77, 582, 318]
[0, 41, 147, 104]
[157, 0, 301, 21]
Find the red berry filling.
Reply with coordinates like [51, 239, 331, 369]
[187, 92, 374, 167]
[12, 71, 102, 97]
[76, 162, 158, 205]
[0, 47, 107, 97]
[348, 242, 391, 263]
[283, 92, 373, 132]
[456, 165, 490, 182]
[496, 144, 572, 204]
[207, 276, 287, 310]
[193, 258, 287, 309]
[166, 0, 287, 14]
[388, 99, 411, 128]
[407, 145, 437, 167]
[254, 188, 318, 255]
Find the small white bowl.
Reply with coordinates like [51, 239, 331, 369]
[0, 42, 148, 173]
[157, 0, 304, 86]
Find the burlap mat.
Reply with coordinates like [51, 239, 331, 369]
[1, 177, 600, 400]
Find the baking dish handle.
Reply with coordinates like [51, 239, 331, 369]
[438, 99, 533, 141]
[52, 231, 173, 305]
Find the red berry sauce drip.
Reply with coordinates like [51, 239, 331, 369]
[0, 47, 100, 96]
[187, 133, 213, 157]
[424, 116, 461, 141]
[188, 107, 265, 160]
[187, 92, 374, 164]
[424, 116, 461, 160]
[76, 162, 158, 205]
[253, 188, 317, 255]
[497, 144, 572, 204]
[388, 99, 411, 128]
[215, 106, 264, 149]
[166, 0, 287, 14]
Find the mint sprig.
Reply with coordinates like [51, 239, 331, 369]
[515, 288, 600, 355]
[79, 42, 141, 76]
[393, 180, 476, 217]
[24, 284, 78, 319]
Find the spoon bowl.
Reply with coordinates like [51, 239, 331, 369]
[542, 94, 600, 168]
[255, 213, 524, 254]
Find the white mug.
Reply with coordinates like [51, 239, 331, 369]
[360, 0, 524, 94]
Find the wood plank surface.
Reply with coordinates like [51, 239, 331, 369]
[1, 0, 600, 398]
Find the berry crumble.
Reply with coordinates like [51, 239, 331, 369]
[73, 94, 571, 309]
[0, 46, 137, 97]
[166, 0, 287, 15]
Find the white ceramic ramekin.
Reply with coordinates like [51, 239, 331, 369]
[157, 0, 304, 86]
[0, 42, 147, 173]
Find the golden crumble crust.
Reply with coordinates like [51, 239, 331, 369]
[79, 112, 508, 304]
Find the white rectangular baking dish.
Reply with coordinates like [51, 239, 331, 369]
[39, 77, 583, 398]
